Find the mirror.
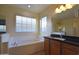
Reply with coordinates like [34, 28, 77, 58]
[0, 15, 6, 33]
[52, 5, 79, 37]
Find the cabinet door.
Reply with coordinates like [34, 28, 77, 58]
[62, 48, 78, 55]
[62, 43, 78, 55]
[0, 35, 1, 54]
[2, 42, 8, 54]
[50, 40, 61, 55]
[44, 39, 50, 55]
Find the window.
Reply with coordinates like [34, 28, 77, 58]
[0, 20, 6, 32]
[0, 25, 6, 32]
[16, 15, 36, 32]
[40, 16, 47, 39]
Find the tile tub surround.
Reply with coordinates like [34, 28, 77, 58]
[9, 40, 44, 55]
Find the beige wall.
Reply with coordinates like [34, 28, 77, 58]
[0, 5, 40, 47]
[39, 4, 59, 35]
[0, 4, 61, 40]
[1, 4, 79, 44]
[1, 4, 78, 38]
[39, 4, 79, 37]
[0, 5, 38, 35]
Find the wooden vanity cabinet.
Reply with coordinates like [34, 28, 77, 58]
[44, 39, 50, 55]
[44, 37, 79, 55]
[50, 40, 61, 55]
[44, 38, 61, 55]
[62, 43, 79, 55]
[0, 35, 1, 54]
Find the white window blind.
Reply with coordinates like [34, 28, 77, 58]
[40, 16, 47, 39]
[0, 25, 6, 32]
[16, 15, 36, 32]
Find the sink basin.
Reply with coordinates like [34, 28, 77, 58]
[51, 34, 79, 43]
[53, 37, 66, 41]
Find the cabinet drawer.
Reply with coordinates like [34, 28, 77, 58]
[62, 43, 79, 55]
[50, 40, 61, 55]
[44, 39, 50, 55]
[62, 48, 78, 55]
[62, 43, 78, 51]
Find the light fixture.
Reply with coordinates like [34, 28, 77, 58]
[55, 8, 62, 13]
[60, 5, 66, 11]
[65, 4, 73, 9]
[55, 4, 75, 13]
[27, 4, 31, 8]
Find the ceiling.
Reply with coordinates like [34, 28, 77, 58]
[9, 4, 51, 14]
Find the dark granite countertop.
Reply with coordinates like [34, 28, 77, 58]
[44, 36, 79, 46]
[0, 32, 6, 34]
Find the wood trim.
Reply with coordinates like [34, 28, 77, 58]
[1, 42, 8, 54]
[9, 42, 44, 55]
[44, 39, 50, 55]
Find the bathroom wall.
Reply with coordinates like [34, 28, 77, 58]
[39, 4, 59, 35]
[0, 5, 40, 47]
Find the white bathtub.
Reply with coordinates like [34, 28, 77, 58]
[8, 37, 44, 48]
[9, 39, 44, 55]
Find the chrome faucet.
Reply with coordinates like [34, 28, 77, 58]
[59, 32, 65, 41]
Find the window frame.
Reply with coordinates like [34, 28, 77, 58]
[40, 16, 48, 37]
[15, 15, 36, 33]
